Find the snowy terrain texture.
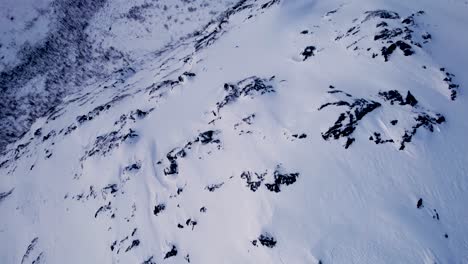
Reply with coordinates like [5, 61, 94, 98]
[1, 0, 468, 263]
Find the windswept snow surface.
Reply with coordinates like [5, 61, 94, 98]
[1, 0, 468, 263]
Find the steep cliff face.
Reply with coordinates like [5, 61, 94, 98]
[1, 0, 468, 263]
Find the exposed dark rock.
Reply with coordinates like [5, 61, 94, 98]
[374, 28, 403, 41]
[42, 130, 56, 141]
[379, 90, 404, 105]
[195, 0, 279, 51]
[301, 46, 316, 60]
[378, 90, 417, 106]
[319, 95, 381, 148]
[318, 101, 350, 110]
[325, 8, 339, 16]
[422, 32, 432, 40]
[153, 203, 166, 216]
[292, 133, 307, 139]
[376, 21, 388, 27]
[103, 184, 118, 195]
[124, 163, 141, 172]
[198, 130, 220, 144]
[31, 252, 44, 264]
[0, 188, 14, 203]
[177, 187, 184, 195]
[265, 167, 299, 193]
[164, 245, 178, 259]
[147, 79, 180, 96]
[321, 87, 444, 150]
[417, 198, 423, 208]
[82, 128, 138, 160]
[405, 91, 418, 106]
[162, 130, 221, 175]
[21, 237, 39, 264]
[327, 90, 352, 97]
[381, 40, 414, 61]
[261, 0, 280, 9]
[363, 10, 400, 22]
[186, 218, 198, 230]
[396, 41, 414, 56]
[77, 115, 88, 124]
[84, 131, 118, 157]
[401, 16, 415, 25]
[122, 129, 139, 141]
[205, 182, 224, 192]
[34, 128, 42, 137]
[110, 241, 117, 251]
[338, 10, 429, 62]
[95, 202, 112, 218]
[142, 256, 156, 264]
[344, 138, 355, 149]
[125, 240, 140, 252]
[130, 109, 149, 120]
[217, 76, 275, 111]
[76, 94, 130, 128]
[183, 71, 196, 77]
[442, 69, 460, 100]
[64, 124, 78, 135]
[164, 147, 186, 175]
[257, 234, 277, 248]
[125, 3, 153, 22]
[400, 113, 445, 150]
[240, 171, 266, 192]
[242, 114, 256, 124]
[234, 113, 256, 132]
[433, 209, 440, 220]
[369, 132, 394, 144]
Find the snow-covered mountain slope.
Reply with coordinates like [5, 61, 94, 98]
[1, 0, 468, 263]
[0, 0, 234, 153]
